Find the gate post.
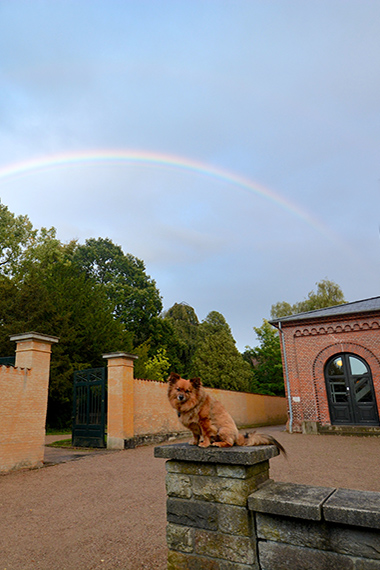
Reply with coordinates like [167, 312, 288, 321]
[103, 352, 138, 449]
[8, 332, 59, 469]
[11, 331, 59, 371]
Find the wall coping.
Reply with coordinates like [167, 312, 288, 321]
[324, 487, 380, 528]
[249, 481, 335, 521]
[102, 352, 138, 360]
[249, 481, 380, 529]
[154, 442, 279, 465]
[10, 331, 59, 344]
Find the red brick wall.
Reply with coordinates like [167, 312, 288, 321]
[280, 313, 380, 432]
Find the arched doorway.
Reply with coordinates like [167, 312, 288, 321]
[324, 353, 379, 426]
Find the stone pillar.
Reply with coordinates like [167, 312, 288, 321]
[155, 443, 280, 569]
[103, 352, 138, 449]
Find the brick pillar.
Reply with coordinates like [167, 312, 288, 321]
[9, 331, 59, 467]
[155, 443, 280, 569]
[11, 331, 59, 371]
[103, 352, 138, 449]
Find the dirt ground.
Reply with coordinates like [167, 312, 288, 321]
[1, 425, 379, 570]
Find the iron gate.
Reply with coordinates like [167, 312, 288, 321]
[72, 367, 107, 448]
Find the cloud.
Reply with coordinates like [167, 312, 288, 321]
[1, 0, 380, 350]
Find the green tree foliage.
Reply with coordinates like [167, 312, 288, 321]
[144, 348, 170, 382]
[72, 237, 163, 346]
[0, 201, 48, 276]
[0, 215, 131, 428]
[0, 255, 129, 428]
[191, 311, 252, 392]
[271, 279, 346, 319]
[246, 279, 346, 398]
[243, 320, 284, 396]
[163, 302, 199, 375]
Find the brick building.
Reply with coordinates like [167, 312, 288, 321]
[270, 297, 380, 433]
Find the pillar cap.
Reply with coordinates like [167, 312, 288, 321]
[10, 332, 59, 344]
[154, 442, 279, 465]
[102, 352, 138, 360]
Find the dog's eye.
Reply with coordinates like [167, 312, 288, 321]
[185, 390, 190, 394]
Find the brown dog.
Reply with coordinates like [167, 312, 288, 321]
[167, 372, 285, 454]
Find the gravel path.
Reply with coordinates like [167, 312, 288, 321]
[1, 426, 379, 570]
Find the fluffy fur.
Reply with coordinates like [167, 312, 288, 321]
[167, 372, 286, 455]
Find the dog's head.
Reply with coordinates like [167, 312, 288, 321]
[167, 372, 202, 410]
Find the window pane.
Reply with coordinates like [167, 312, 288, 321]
[327, 357, 344, 376]
[349, 356, 368, 376]
[329, 380, 348, 403]
[354, 377, 373, 403]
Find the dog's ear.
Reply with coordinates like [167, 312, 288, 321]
[190, 377, 202, 389]
[167, 372, 181, 384]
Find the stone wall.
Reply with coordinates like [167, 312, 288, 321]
[155, 444, 380, 569]
[250, 481, 380, 569]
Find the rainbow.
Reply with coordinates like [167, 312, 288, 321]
[0, 148, 329, 236]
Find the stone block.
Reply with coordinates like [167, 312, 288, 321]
[259, 541, 355, 570]
[216, 462, 268, 480]
[167, 550, 257, 570]
[256, 513, 380, 560]
[302, 421, 318, 434]
[166, 459, 217, 476]
[195, 529, 256, 565]
[166, 472, 192, 499]
[167, 497, 218, 530]
[324, 488, 380, 529]
[219, 561, 259, 570]
[166, 522, 194, 553]
[353, 559, 380, 569]
[249, 481, 334, 520]
[192, 474, 265, 506]
[154, 442, 279, 465]
[217, 504, 252, 536]
[167, 550, 219, 570]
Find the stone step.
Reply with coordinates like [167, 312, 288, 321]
[318, 425, 380, 437]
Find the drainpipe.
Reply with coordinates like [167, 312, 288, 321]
[279, 322, 293, 434]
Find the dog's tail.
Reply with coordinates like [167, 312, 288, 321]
[243, 431, 286, 456]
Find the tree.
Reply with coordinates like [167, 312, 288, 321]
[243, 320, 284, 396]
[271, 279, 346, 319]
[246, 279, 346, 398]
[0, 223, 131, 428]
[72, 238, 162, 346]
[163, 302, 199, 375]
[0, 256, 130, 428]
[0, 201, 37, 276]
[144, 348, 170, 382]
[191, 311, 252, 392]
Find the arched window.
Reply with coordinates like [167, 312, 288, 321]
[324, 353, 379, 426]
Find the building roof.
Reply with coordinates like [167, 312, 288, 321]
[269, 296, 380, 326]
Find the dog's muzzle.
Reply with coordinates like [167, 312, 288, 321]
[177, 394, 185, 401]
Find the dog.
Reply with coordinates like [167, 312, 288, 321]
[167, 372, 286, 455]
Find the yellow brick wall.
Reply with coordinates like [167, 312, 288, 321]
[0, 333, 58, 473]
[133, 379, 287, 436]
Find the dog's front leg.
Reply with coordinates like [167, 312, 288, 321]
[198, 418, 217, 448]
[188, 423, 201, 445]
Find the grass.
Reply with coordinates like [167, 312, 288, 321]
[45, 428, 72, 435]
[47, 439, 73, 448]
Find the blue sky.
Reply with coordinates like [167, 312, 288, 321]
[1, 0, 380, 350]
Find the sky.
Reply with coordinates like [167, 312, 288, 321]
[1, 0, 380, 351]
